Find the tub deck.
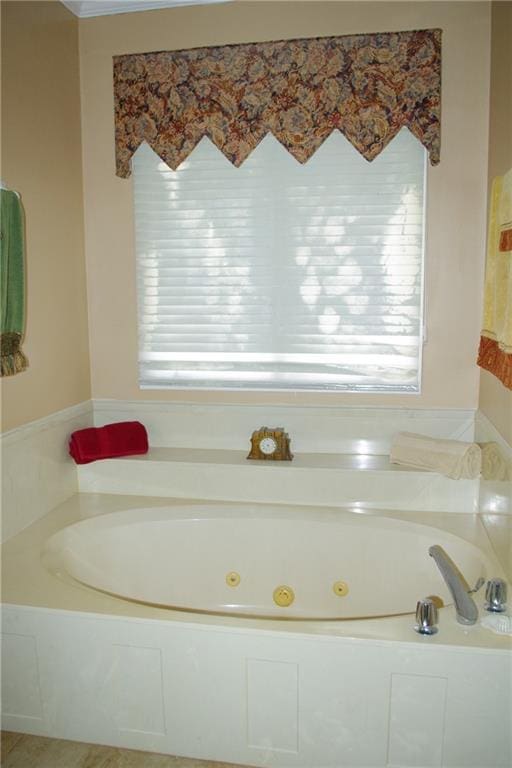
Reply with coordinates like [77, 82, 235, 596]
[2, 492, 510, 649]
[2, 495, 511, 768]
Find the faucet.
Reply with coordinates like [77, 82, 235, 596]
[428, 545, 479, 625]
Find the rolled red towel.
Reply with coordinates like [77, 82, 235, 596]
[69, 421, 149, 464]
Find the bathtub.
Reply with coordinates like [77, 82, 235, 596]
[3, 495, 511, 768]
[42, 503, 493, 620]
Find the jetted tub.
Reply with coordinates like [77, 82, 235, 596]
[5, 498, 510, 768]
[42, 504, 495, 619]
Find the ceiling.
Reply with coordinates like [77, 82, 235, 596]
[61, 0, 231, 18]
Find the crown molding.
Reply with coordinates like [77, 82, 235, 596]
[61, 0, 231, 19]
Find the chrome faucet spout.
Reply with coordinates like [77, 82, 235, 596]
[428, 545, 479, 625]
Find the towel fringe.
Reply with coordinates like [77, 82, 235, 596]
[477, 336, 512, 390]
[0, 332, 28, 377]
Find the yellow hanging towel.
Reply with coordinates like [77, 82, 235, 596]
[477, 168, 512, 389]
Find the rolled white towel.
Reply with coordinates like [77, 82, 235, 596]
[478, 442, 511, 481]
[390, 432, 482, 480]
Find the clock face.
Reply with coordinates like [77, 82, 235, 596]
[259, 436, 277, 456]
[247, 427, 292, 462]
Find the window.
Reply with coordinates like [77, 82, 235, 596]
[133, 129, 425, 391]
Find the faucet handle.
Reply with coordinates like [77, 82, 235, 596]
[484, 578, 508, 613]
[414, 598, 439, 635]
[469, 576, 485, 594]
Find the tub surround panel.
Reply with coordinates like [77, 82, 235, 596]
[0, 633, 44, 724]
[481, 513, 512, 582]
[92, 400, 476, 455]
[1, 402, 93, 543]
[2, 604, 510, 768]
[86, 403, 510, 517]
[1, 402, 93, 452]
[112, 645, 166, 737]
[76, 449, 479, 513]
[475, 410, 512, 461]
[476, 410, 512, 576]
[387, 673, 447, 768]
[2, 402, 508, 546]
[77, 448, 479, 512]
[247, 660, 299, 753]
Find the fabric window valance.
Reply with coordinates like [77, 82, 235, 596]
[113, 28, 441, 177]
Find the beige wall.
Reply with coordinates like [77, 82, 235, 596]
[478, 1, 512, 444]
[80, 1, 491, 409]
[1, 1, 91, 432]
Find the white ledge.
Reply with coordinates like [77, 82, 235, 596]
[77, 448, 479, 513]
[127, 447, 427, 471]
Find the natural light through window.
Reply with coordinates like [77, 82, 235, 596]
[133, 129, 425, 391]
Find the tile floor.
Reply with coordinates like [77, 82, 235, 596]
[0, 732, 248, 768]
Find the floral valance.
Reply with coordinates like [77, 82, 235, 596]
[113, 29, 441, 178]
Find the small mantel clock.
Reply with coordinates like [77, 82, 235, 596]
[247, 427, 293, 461]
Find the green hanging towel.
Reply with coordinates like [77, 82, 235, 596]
[1, 187, 28, 376]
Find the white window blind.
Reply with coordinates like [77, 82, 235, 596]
[133, 129, 425, 391]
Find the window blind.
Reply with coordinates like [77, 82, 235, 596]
[133, 129, 425, 391]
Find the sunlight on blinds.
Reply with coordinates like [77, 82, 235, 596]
[133, 129, 425, 391]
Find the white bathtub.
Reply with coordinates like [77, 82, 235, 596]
[42, 504, 493, 619]
[4, 495, 511, 767]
